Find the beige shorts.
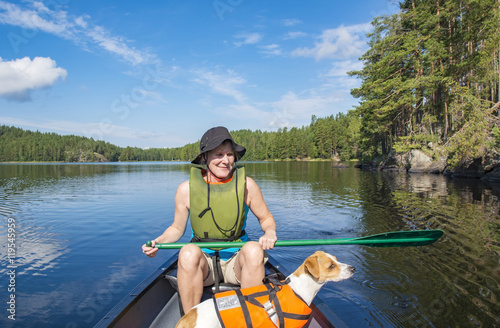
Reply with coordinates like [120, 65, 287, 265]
[202, 251, 269, 286]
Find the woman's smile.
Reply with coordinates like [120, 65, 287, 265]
[206, 142, 235, 182]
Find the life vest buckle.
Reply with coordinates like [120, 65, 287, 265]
[263, 300, 276, 319]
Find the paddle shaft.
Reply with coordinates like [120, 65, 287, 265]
[147, 229, 444, 249]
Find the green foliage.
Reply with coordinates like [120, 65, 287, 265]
[350, 0, 500, 160]
[445, 95, 492, 168]
[0, 125, 121, 162]
[393, 133, 440, 153]
[0, 115, 362, 162]
[493, 126, 500, 147]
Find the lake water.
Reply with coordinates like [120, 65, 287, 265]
[0, 162, 499, 327]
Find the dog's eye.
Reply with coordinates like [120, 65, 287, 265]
[329, 263, 336, 269]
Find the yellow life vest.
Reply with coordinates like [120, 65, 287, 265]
[189, 166, 246, 242]
[213, 280, 311, 328]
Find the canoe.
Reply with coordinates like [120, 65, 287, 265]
[94, 252, 349, 328]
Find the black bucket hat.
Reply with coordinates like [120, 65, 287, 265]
[191, 126, 246, 164]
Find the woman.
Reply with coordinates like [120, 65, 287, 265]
[142, 126, 277, 313]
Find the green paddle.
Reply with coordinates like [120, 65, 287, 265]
[146, 229, 444, 249]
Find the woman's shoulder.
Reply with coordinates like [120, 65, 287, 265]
[245, 176, 262, 192]
[177, 180, 190, 194]
[245, 176, 256, 185]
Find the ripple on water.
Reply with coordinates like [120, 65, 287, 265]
[358, 253, 413, 292]
[390, 295, 418, 309]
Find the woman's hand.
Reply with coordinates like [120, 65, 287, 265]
[142, 241, 159, 258]
[259, 230, 277, 250]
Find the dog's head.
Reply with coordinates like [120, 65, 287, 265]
[300, 251, 355, 283]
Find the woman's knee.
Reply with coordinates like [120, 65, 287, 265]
[240, 241, 264, 264]
[178, 244, 204, 271]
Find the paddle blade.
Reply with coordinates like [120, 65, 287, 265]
[351, 229, 444, 247]
[272, 229, 444, 247]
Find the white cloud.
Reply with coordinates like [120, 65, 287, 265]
[283, 31, 307, 40]
[213, 87, 350, 131]
[291, 23, 372, 60]
[0, 116, 114, 137]
[141, 90, 168, 105]
[223, 103, 266, 121]
[86, 26, 153, 65]
[323, 60, 363, 77]
[0, 57, 67, 101]
[0, 1, 156, 65]
[190, 61, 358, 130]
[0, 116, 176, 147]
[282, 18, 302, 26]
[191, 68, 247, 102]
[259, 44, 282, 56]
[74, 15, 89, 29]
[316, 60, 364, 90]
[268, 91, 341, 128]
[233, 32, 262, 47]
[0, 1, 70, 35]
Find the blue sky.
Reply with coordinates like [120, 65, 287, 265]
[0, 0, 398, 148]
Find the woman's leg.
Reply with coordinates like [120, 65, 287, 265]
[233, 241, 265, 288]
[177, 244, 209, 313]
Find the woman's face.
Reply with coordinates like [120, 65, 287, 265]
[205, 141, 235, 181]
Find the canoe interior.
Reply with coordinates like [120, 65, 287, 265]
[94, 253, 348, 328]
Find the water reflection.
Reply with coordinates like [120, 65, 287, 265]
[245, 162, 499, 327]
[0, 162, 498, 327]
[0, 162, 193, 327]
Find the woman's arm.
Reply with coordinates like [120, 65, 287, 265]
[245, 177, 277, 250]
[142, 181, 190, 257]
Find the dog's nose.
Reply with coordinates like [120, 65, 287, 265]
[349, 266, 355, 273]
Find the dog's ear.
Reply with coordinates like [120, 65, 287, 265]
[304, 255, 320, 280]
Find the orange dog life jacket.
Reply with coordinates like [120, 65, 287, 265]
[213, 280, 311, 328]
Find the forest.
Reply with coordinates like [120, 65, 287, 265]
[1, 0, 499, 166]
[0, 112, 360, 162]
[349, 0, 500, 167]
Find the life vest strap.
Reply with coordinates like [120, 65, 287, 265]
[190, 229, 246, 243]
[282, 312, 312, 321]
[211, 251, 223, 293]
[266, 282, 285, 327]
[234, 289, 254, 328]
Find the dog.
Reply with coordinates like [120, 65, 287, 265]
[176, 251, 355, 328]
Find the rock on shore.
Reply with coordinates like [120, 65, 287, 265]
[355, 148, 500, 183]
